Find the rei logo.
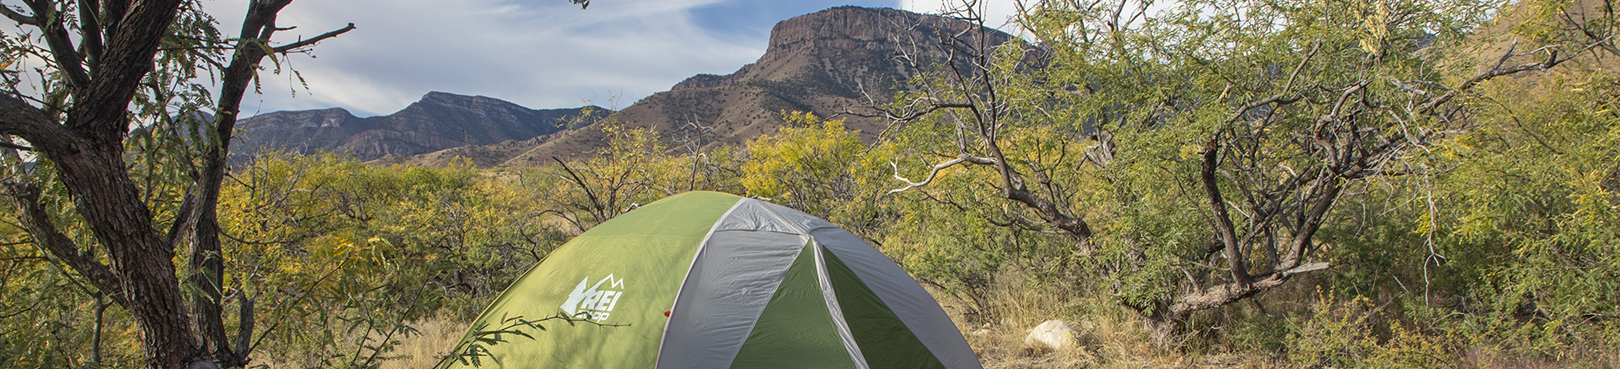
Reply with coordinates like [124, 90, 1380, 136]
[560, 274, 625, 322]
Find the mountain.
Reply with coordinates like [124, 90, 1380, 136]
[457, 6, 1015, 166]
[230, 92, 606, 163]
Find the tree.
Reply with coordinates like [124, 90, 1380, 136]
[740, 111, 894, 235]
[0, 0, 353, 367]
[216, 153, 553, 367]
[875, 0, 1614, 347]
[543, 120, 685, 232]
[1432, 40, 1620, 354]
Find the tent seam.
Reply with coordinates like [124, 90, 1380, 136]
[809, 227, 984, 368]
[813, 240, 872, 369]
[653, 197, 746, 369]
[748, 198, 870, 367]
[746, 199, 812, 235]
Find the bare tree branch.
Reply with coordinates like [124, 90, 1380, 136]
[1200, 140, 1252, 284]
[0, 94, 83, 155]
[1419, 36, 1611, 114]
[22, 0, 92, 92]
[0, 5, 37, 25]
[0, 181, 128, 306]
[0, 140, 33, 152]
[554, 156, 609, 221]
[272, 23, 356, 54]
[79, 0, 105, 73]
[886, 153, 980, 194]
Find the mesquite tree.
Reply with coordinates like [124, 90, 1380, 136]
[0, 0, 351, 367]
[875, 0, 1615, 346]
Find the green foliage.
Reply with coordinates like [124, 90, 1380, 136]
[532, 119, 735, 232]
[1429, 69, 1620, 357]
[7, 0, 1620, 365]
[1, 172, 141, 366]
[884, 0, 1616, 355]
[0, 249, 142, 367]
[2, 133, 139, 368]
[741, 112, 862, 202]
[880, 139, 1085, 322]
[1, 1, 346, 366]
[214, 154, 552, 367]
[741, 112, 894, 233]
[891, 0, 1492, 322]
[1289, 289, 1467, 368]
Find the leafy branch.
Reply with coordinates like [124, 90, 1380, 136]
[434, 313, 619, 369]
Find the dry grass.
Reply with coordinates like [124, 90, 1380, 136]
[258, 270, 1612, 369]
[936, 270, 1284, 369]
[1461, 344, 1620, 369]
[252, 316, 468, 369]
[378, 317, 468, 369]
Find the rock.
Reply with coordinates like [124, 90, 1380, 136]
[1024, 320, 1092, 351]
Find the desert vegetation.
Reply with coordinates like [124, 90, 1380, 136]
[3, 0, 1620, 368]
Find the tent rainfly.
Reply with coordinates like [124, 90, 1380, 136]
[445, 191, 981, 369]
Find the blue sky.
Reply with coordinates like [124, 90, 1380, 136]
[201, 0, 1022, 117]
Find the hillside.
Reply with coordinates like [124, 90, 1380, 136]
[230, 92, 606, 163]
[414, 6, 1013, 167]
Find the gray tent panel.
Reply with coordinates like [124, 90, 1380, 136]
[810, 227, 984, 369]
[658, 197, 981, 369]
[743, 199, 983, 369]
[657, 201, 812, 369]
[711, 199, 809, 235]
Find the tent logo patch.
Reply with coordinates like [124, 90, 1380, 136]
[560, 274, 624, 322]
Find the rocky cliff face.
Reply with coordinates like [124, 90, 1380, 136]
[231, 92, 605, 163]
[507, 6, 1013, 163]
[231, 108, 370, 157]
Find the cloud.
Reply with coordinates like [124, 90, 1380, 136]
[897, 0, 1025, 32]
[205, 0, 892, 117]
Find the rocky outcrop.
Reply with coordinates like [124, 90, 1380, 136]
[511, 6, 1015, 162]
[231, 108, 372, 158]
[765, 6, 1002, 58]
[231, 92, 606, 163]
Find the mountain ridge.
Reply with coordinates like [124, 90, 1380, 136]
[230, 91, 606, 163]
[503, 6, 1012, 166]
[230, 6, 1011, 167]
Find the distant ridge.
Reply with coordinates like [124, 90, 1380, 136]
[230, 91, 606, 163]
[404, 6, 1014, 167]
[505, 6, 1013, 164]
[235, 7, 1012, 168]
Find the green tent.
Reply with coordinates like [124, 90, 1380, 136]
[446, 191, 980, 369]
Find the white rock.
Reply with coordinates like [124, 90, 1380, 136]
[1024, 320, 1084, 350]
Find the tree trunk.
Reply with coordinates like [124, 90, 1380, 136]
[52, 142, 204, 368]
[3, 0, 349, 367]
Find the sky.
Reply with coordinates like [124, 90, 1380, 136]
[195, 0, 1024, 117]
